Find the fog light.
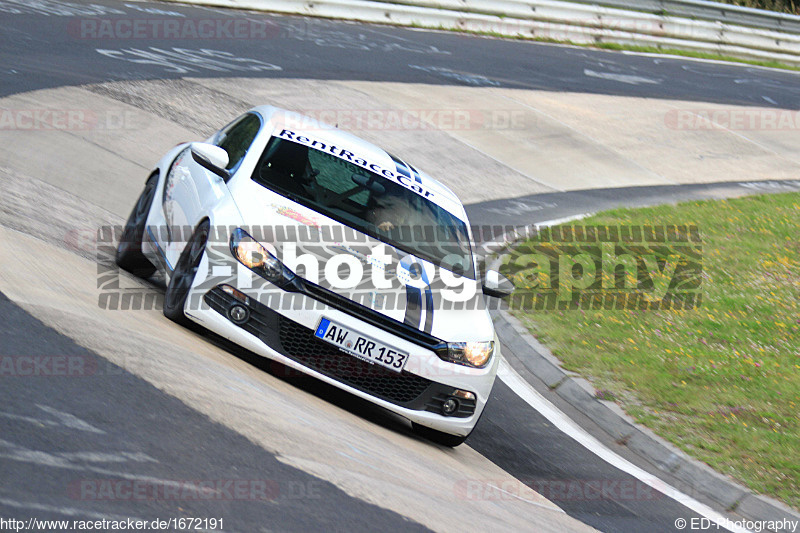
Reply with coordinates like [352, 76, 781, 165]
[229, 304, 249, 324]
[442, 398, 459, 416]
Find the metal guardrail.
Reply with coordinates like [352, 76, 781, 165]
[575, 0, 800, 33]
[378, 0, 800, 33]
[376, 0, 800, 34]
[169, 0, 800, 66]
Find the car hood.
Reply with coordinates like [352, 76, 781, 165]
[229, 180, 493, 343]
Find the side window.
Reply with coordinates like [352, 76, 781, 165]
[213, 113, 261, 173]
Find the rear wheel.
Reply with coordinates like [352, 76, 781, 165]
[116, 173, 158, 278]
[163, 220, 210, 328]
[412, 422, 469, 447]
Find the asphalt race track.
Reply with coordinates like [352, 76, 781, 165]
[1, 1, 799, 532]
[2, 0, 800, 105]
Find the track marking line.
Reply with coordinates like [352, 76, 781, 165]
[497, 357, 750, 533]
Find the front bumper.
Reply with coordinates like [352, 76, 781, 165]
[207, 286, 480, 417]
[184, 284, 498, 436]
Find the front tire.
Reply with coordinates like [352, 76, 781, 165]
[116, 173, 158, 278]
[412, 423, 469, 447]
[163, 219, 210, 328]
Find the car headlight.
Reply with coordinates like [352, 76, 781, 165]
[445, 341, 494, 368]
[230, 228, 294, 285]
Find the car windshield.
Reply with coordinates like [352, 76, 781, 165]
[251, 136, 475, 279]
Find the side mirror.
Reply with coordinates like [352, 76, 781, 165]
[190, 142, 230, 180]
[482, 269, 515, 298]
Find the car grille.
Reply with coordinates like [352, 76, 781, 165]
[278, 316, 433, 406]
[203, 286, 434, 407]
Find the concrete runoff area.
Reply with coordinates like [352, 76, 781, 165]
[3, 78, 799, 210]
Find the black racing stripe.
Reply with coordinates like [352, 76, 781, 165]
[423, 286, 434, 334]
[408, 163, 423, 184]
[393, 156, 423, 184]
[403, 286, 423, 329]
[389, 154, 412, 179]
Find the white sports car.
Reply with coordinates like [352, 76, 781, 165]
[117, 106, 514, 446]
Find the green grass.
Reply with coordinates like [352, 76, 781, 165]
[722, 0, 798, 15]
[506, 193, 800, 509]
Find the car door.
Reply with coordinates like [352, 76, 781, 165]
[161, 112, 262, 269]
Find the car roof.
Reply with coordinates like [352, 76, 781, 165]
[250, 105, 467, 221]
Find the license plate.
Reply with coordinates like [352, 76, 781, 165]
[314, 318, 408, 373]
